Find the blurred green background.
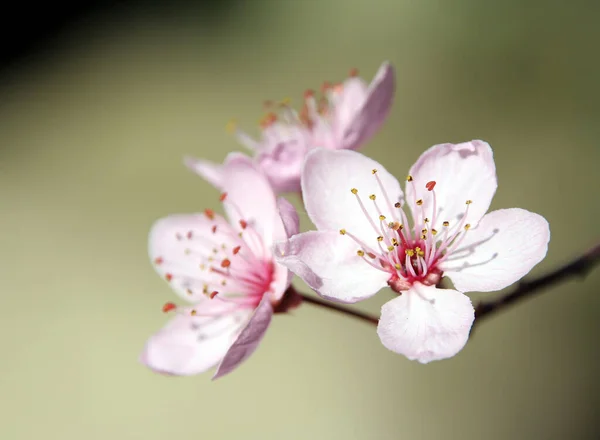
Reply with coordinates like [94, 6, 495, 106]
[1, 0, 599, 439]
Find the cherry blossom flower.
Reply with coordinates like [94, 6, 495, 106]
[276, 142, 550, 363]
[140, 161, 299, 379]
[186, 61, 396, 194]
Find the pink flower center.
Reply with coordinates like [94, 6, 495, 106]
[340, 170, 473, 293]
[155, 195, 277, 317]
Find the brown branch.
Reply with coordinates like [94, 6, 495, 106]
[472, 242, 600, 325]
[296, 242, 600, 329]
[296, 291, 379, 325]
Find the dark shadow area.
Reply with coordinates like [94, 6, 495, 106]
[0, 0, 240, 72]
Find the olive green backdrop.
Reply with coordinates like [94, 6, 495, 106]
[1, 1, 599, 439]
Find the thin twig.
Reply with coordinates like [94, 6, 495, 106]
[298, 242, 600, 328]
[298, 292, 379, 325]
[473, 242, 600, 325]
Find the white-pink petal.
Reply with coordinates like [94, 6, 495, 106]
[275, 231, 389, 303]
[185, 152, 255, 191]
[277, 197, 300, 238]
[377, 284, 475, 363]
[406, 140, 497, 230]
[148, 213, 237, 301]
[302, 148, 404, 250]
[338, 62, 395, 151]
[140, 309, 248, 376]
[213, 294, 274, 379]
[221, 160, 280, 255]
[441, 208, 550, 293]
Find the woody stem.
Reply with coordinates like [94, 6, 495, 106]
[296, 242, 600, 330]
[296, 292, 379, 325]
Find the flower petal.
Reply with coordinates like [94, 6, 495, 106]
[301, 148, 404, 250]
[277, 197, 300, 238]
[406, 140, 497, 230]
[140, 307, 250, 376]
[441, 208, 550, 292]
[221, 160, 280, 255]
[275, 231, 389, 303]
[256, 140, 307, 193]
[185, 152, 254, 190]
[338, 62, 395, 150]
[148, 213, 242, 301]
[213, 294, 274, 379]
[377, 284, 475, 363]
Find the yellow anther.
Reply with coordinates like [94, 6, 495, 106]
[226, 120, 237, 133]
[191, 310, 197, 316]
[391, 238, 399, 246]
[464, 224, 471, 230]
[369, 194, 376, 200]
[407, 175, 413, 182]
[416, 199, 423, 206]
[422, 229, 428, 234]
[416, 249, 425, 257]
[377, 236, 384, 242]
[372, 169, 378, 174]
[357, 250, 365, 257]
[339, 229, 347, 235]
[431, 229, 438, 235]
[186, 288, 193, 295]
[394, 202, 401, 208]
[421, 234, 427, 240]
[443, 221, 450, 227]
[387, 245, 394, 252]
[466, 200, 473, 205]
[388, 222, 395, 228]
[221, 280, 227, 286]
[379, 215, 386, 221]
[207, 256, 214, 262]
[238, 232, 243, 237]
[351, 188, 358, 194]
[199, 264, 206, 270]
[394, 263, 402, 270]
[424, 218, 429, 223]
[405, 249, 415, 257]
[415, 247, 422, 252]
[280, 97, 291, 105]
[212, 248, 218, 254]
[202, 284, 208, 294]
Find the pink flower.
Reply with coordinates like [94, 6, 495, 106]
[140, 161, 299, 379]
[186, 62, 396, 193]
[276, 142, 550, 363]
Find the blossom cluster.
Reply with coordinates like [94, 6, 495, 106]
[140, 62, 550, 378]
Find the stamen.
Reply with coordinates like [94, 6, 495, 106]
[220, 192, 228, 202]
[162, 302, 177, 313]
[165, 273, 173, 282]
[426, 181, 436, 191]
[204, 209, 215, 220]
[154, 257, 163, 265]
